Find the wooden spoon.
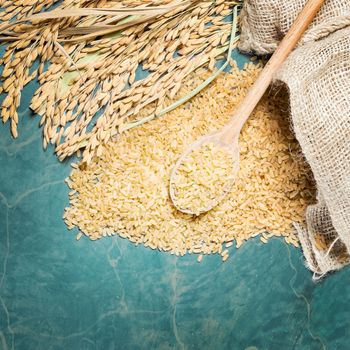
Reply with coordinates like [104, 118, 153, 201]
[170, 0, 325, 215]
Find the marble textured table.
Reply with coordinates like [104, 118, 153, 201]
[0, 48, 349, 350]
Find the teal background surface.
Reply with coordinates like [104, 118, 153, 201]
[0, 46, 350, 350]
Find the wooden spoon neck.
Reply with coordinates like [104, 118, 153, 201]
[219, 0, 326, 146]
[220, 122, 241, 145]
[220, 104, 253, 144]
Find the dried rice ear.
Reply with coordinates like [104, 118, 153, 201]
[0, 0, 239, 162]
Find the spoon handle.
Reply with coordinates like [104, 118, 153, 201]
[221, 0, 325, 142]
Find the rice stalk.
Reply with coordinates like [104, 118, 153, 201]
[121, 5, 239, 132]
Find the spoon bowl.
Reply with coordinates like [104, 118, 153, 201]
[169, 131, 240, 215]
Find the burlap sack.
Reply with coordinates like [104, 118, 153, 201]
[239, 0, 350, 277]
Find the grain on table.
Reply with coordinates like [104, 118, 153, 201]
[64, 63, 316, 260]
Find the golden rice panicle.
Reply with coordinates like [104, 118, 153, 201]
[64, 63, 316, 260]
[171, 142, 235, 215]
[1, 0, 238, 161]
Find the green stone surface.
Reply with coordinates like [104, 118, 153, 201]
[0, 47, 349, 350]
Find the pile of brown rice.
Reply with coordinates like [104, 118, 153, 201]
[64, 62, 316, 261]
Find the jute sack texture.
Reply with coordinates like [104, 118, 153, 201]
[239, 0, 350, 277]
